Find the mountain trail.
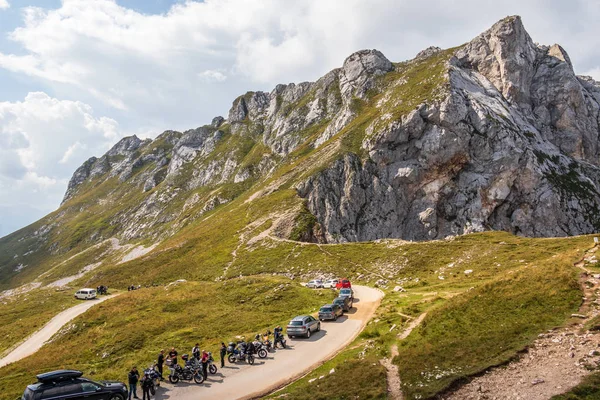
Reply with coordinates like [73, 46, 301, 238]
[380, 345, 402, 400]
[442, 245, 600, 400]
[380, 312, 428, 399]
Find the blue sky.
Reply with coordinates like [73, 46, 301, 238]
[1, 0, 600, 238]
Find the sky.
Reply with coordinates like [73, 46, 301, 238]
[0, 0, 599, 238]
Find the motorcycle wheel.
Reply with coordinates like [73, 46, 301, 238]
[258, 348, 267, 359]
[193, 373, 204, 384]
[150, 386, 156, 396]
[169, 374, 179, 384]
[248, 355, 255, 365]
[209, 364, 217, 374]
[228, 354, 236, 363]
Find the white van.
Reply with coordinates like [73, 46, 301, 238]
[74, 288, 97, 300]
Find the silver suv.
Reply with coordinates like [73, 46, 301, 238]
[286, 315, 321, 338]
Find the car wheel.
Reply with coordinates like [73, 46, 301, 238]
[109, 395, 125, 400]
[306, 329, 311, 338]
[316, 323, 321, 332]
[334, 314, 337, 321]
[288, 335, 293, 339]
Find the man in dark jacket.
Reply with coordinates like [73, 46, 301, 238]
[128, 366, 140, 399]
[219, 342, 227, 368]
[192, 343, 200, 360]
[141, 372, 153, 400]
[157, 350, 165, 380]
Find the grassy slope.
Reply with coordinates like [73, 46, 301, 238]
[0, 277, 325, 399]
[0, 289, 79, 356]
[553, 374, 600, 400]
[272, 234, 592, 400]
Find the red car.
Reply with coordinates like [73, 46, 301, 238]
[336, 279, 352, 289]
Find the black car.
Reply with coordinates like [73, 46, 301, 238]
[318, 304, 344, 321]
[333, 296, 353, 312]
[22, 370, 128, 400]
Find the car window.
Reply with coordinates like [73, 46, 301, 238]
[307, 316, 314, 322]
[43, 383, 83, 397]
[81, 382, 100, 392]
[289, 321, 303, 326]
[320, 307, 332, 312]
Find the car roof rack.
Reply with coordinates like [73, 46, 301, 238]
[37, 370, 83, 383]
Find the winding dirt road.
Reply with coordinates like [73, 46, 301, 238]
[0, 294, 118, 368]
[155, 285, 383, 400]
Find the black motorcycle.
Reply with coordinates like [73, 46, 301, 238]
[143, 365, 160, 395]
[169, 354, 204, 384]
[226, 342, 255, 365]
[273, 334, 287, 349]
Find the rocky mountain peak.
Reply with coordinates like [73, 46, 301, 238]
[453, 15, 538, 106]
[415, 46, 442, 60]
[339, 49, 393, 100]
[106, 135, 143, 157]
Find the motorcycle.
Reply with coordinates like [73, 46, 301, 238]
[252, 337, 269, 359]
[226, 342, 255, 365]
[207, 352, 218, 374]
[273, 334, 287, 349]
[143, 364, 161, 395]
[169, 354, 204, 384]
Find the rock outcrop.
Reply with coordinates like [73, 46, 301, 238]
[59, 15, 600, 244]
[298, 16, 600, 242]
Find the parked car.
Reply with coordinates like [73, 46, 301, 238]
[74, 288, 97, 300]
[323, 279, 339, 289]
[286, 315, 320, 338]
[333, 296, 353, 312]
[319, 304, 343, 321]
[335, 279, 352, 289]
[22, 369, 127, 400]
[306, 279, 323, 289]
[339, 288, 354, 301]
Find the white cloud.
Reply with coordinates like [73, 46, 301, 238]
[0, 0, 9, 10]
[0, 92, 125, 234]
[198, 69, 227, 83]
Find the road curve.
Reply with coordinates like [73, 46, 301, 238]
[156, 285, 383, 400]
[0, 294, 119, 368]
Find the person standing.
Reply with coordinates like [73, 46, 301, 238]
[141, 372, 152, 400]
[128, 366, 140, 400]
[157, 349, 165, 380]
[201, 350, 209, 380]
[192, 343, 200, 360]
[219, 342, 227, 368]
[168, 347, 178, 366]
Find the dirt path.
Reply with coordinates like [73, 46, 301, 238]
[381, 345, 402, 400]
[443, 245, 600, 400]
[0, 294, 119, 368]
[153, 285, 383, 400]
[379, 312, 428, 400]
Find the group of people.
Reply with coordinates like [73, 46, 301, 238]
[96, 285, 108, 295]
[127, 284, 141, 291]
[125, 326, 287, 399]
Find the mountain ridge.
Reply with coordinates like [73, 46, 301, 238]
[1, 15, 600, 290]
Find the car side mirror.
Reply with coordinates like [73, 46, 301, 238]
[96, 386, 102, 392]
